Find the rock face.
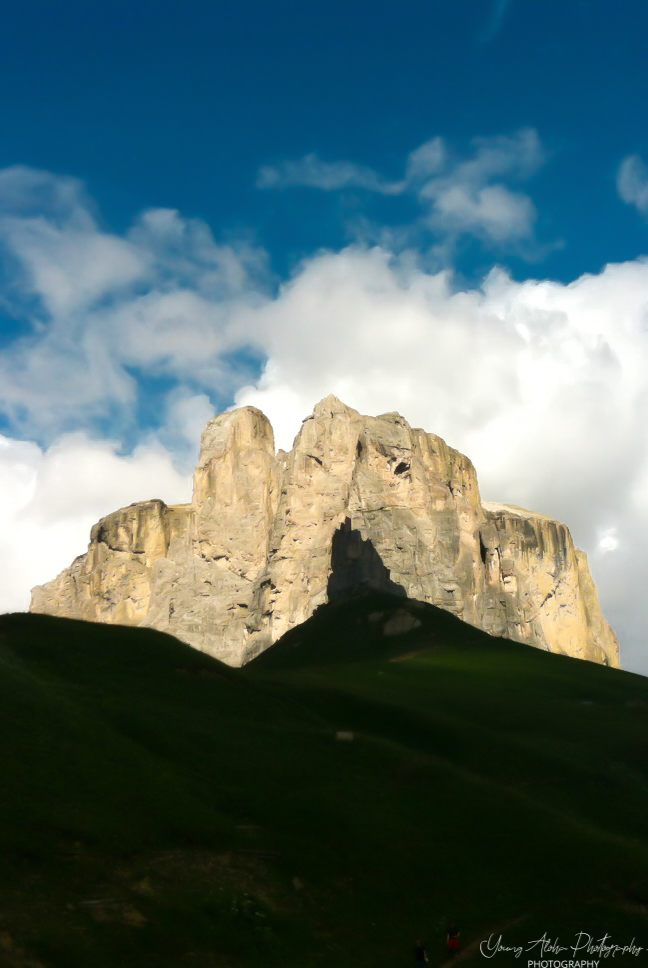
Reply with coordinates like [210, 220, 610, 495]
[30, 396, 620, 668]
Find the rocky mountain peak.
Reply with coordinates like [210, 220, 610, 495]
[312, 393, 358, 416]
[31, 398, 620, 669]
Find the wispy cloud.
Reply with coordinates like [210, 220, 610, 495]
[257, 154, 405, 194]
[480, 0, 513, 43]
[0, 167, 270, 438]
[419, 129, 545, 242]
[258, 128, 547, 250]
[618, 154, 648, 216]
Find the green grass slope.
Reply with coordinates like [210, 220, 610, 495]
[1, 598, 648, 967]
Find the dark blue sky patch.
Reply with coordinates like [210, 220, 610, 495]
[0, 0, 645, 287]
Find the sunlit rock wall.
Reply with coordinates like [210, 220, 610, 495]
[31, 396, 620, 668]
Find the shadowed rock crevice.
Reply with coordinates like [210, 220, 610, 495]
[327, 518, 407, 604]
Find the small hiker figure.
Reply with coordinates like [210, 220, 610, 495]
[446, 921, 460, 958]
[414, 939, 429, 966]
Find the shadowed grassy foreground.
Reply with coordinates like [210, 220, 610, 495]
[1, 596, 648, 967]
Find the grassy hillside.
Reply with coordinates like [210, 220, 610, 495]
[1, 598, 647, 967]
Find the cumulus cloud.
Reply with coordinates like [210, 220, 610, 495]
[618, 154, 648, 216]
[0, 166, 92, 224]
[0, 136, 545, 438]
[423, 182, 534, 242]
[0, 433, 191, 614]
[258, 129, 546, 249]
[421, 129, 544, 241]
[0, 166, 149, 317]
[0, 167, 270, 438]
[235, 248, 648, 521]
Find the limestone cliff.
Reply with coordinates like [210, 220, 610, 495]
[30, 396, 620, 668]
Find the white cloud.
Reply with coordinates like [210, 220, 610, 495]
[0, 331, 139, 433]
[142, 388, 216, 473]
[0, 166, 149, 317]
[424, 182, 535, 241]
[257, 137, 446, 197]
[618, 154, 648, 216]
[0, 171, 270, 438]
[1, 216, 149, 317]
[0, 166, 92, 224]
[0, 136, 546, 437]
[460, 129, 544, 182]
[405, 138, 446, 182]
[0, 433, 191, 614]
[128, 208, 268, 297]
[236, 249, 648, 500]
[257, 154, 404, 194]
[420, 129, 544, 242]
[257, 129, 546, 249]
[597, 528, 619, 554]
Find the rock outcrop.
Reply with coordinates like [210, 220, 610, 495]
[30, 396, 620, 668]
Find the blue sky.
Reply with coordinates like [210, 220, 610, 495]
[2, 0, 647, 282]
[1, 0, 648, 671]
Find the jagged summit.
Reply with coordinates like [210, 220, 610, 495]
[31, 398, 620, 668]
[312, 393, 354, 414]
